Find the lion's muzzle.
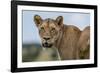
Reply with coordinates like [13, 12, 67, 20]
[42, 42, 53, 48]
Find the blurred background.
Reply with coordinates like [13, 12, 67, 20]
[22, 10, 90, 62]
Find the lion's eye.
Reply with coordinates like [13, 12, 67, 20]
[40, 27, 45, 32]
[51, 28, 55, 33]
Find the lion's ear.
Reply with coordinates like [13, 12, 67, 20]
[56, 16, 63, 27]
[34, 15, 42, 27]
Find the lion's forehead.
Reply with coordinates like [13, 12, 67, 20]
[41, 19, 58, 29]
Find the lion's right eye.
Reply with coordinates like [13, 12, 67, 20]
[40, 27, 45, 32]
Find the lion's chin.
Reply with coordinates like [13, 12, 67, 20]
[42, 43, 53, 48]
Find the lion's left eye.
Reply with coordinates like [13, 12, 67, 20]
[51, 28, 55, 33]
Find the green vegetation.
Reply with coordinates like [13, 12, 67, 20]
[22, 43, 89, 62]
[79, 48, 90, 59]
[22, 43, 60, 62]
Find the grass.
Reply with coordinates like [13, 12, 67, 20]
[22, 43, 90, 62]
[22, 43, 59, 62]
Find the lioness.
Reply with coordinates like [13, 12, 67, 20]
[34, 15, 88, 60]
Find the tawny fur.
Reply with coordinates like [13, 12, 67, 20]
[34, 15, 90, 60]
[78, 26, 90, 59]
[54, 25, 81, 60]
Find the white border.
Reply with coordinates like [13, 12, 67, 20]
[17, 5, 94, 68]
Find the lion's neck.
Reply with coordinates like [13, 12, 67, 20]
[54, 26, 64, 49]
[53, 26, 64, 60]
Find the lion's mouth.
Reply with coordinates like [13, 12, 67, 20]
[42, 42, 53, 48]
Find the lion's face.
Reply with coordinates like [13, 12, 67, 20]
[34, 15, 63, 48]
[38, 19, 60, 48]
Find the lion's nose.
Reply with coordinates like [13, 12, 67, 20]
[43, 37, 50, 40]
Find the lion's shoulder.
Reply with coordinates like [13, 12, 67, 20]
[63, 25, 81, 33]
[58, 24, 81, 59]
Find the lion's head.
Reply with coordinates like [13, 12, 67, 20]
[34, 15, 63, 48]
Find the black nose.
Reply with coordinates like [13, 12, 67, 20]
[43, 37, 50, 40]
